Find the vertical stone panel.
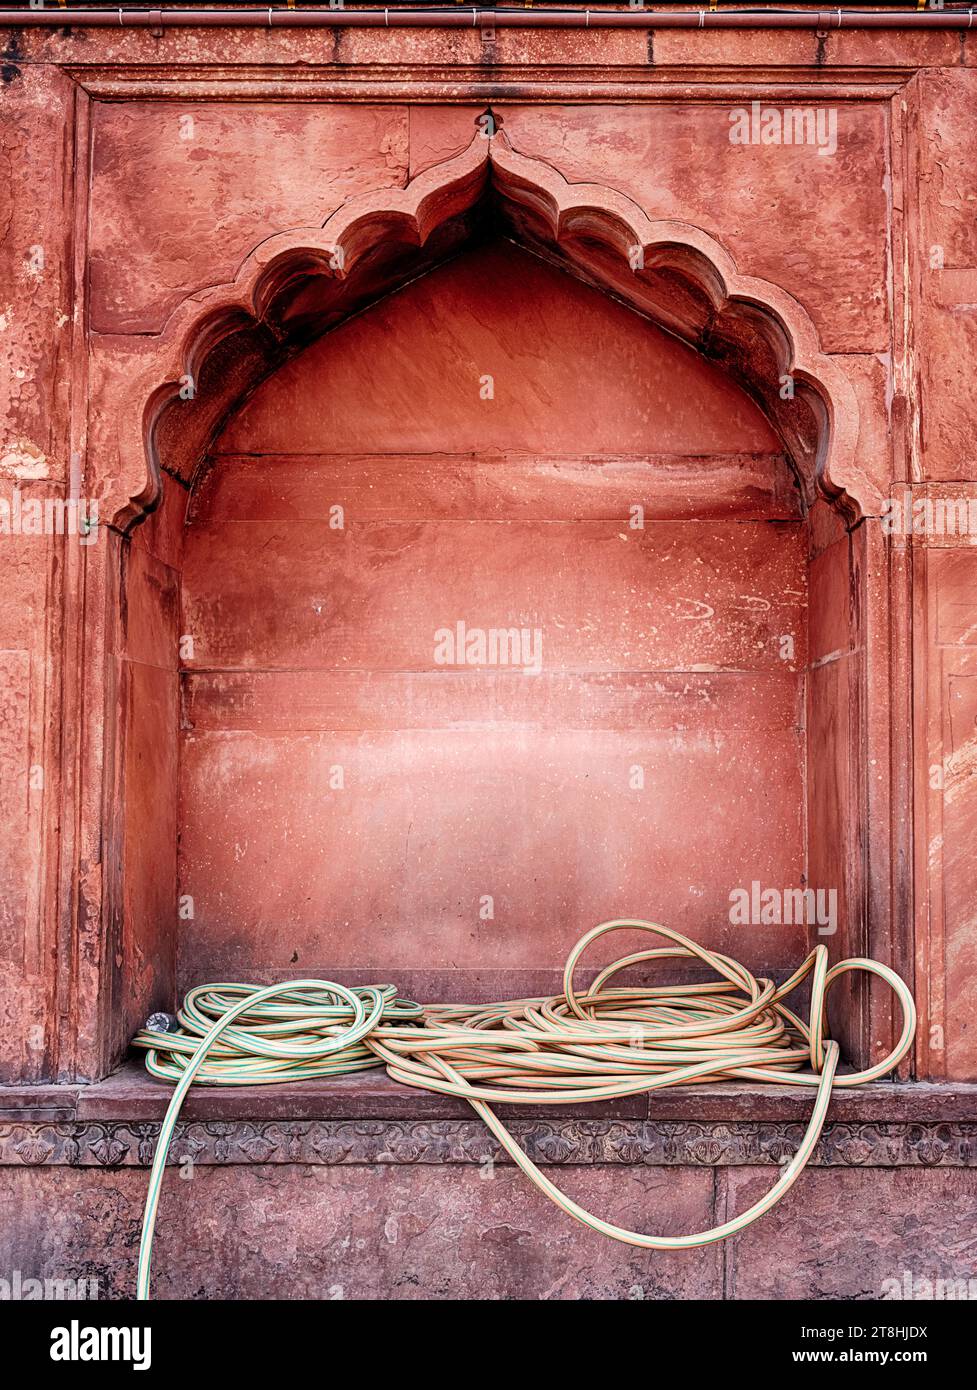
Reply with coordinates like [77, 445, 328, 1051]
[0, 62, 76, 1081]
[724, 1167, 977, 1299]
[916, 70, 977, 481]
[915, 536, 977, 1081]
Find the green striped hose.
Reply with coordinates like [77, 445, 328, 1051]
[132, 921, 916, 1298]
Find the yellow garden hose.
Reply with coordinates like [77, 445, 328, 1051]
[132, 920, 916, 1299]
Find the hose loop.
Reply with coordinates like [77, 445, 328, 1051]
[807, 944, 829, 1073]
[133, 921, 916, 1298]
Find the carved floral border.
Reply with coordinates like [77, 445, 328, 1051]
[2, 1120, 975, 1169]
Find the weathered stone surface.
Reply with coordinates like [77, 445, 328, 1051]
[499, 103, 889, 353]
[6, 1064, 977, 1126]
[409, 106, 483, 178]
[218, 241, 783, 457]
[8, 1160, 977, 1301]
[916, 71, 977, 481]
[832, 353, 893, 508]
[0, 8, 974, 1303]
[0, 63, 75, 1083]
[0, 63, 73, 472]
[89, 104, 411, 334]
[0, 649, 31, 963]
[0, 1164, 720, 1301]
[176, 242, 807, 984]
[915, 546, 977, 1082]
[652, 27, 818, 71]
[724, 1168, 977, 1300]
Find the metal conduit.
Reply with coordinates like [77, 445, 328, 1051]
[1, 7, 975, 34]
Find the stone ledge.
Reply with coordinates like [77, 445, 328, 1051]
[3, 1063, 977, 1124]
[1, 1065, 975, 1167]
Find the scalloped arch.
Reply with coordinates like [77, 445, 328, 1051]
[106, 129, 868, 531]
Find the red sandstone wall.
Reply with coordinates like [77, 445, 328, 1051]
[1, 19, 974, 1080]
[1, 15, 977, 1303]
[4, 1162, 976, 1302]
[176, 241, 807, 990]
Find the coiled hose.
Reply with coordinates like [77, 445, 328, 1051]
[132, 920, 916, 1299]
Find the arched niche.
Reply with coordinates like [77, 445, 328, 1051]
[100, 131, 874, 1075]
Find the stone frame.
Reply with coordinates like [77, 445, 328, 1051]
[40, 68, 914, 1094]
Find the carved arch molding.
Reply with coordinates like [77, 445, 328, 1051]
[92, 128, 867, 531]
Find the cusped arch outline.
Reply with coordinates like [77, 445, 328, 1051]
[107, 129, 867, 531]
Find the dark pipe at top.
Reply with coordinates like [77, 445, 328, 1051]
[1, 7, 975, 33]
